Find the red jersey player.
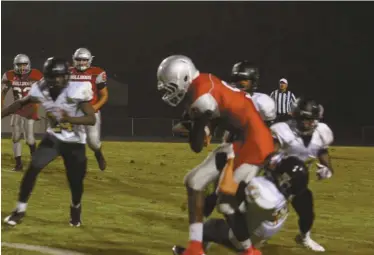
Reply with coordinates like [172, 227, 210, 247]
[157, 55, 274, 255]
[69, 48, 108, 170]
[1, 54, 43, 171]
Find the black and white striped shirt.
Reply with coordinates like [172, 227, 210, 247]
[270, 90, 296, 115]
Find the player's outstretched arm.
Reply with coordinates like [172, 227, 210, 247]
[1, 95, 36, 118]
[61, 102, 96, 126]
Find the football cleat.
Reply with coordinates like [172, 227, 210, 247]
[241, 246, 262, 255]
[295, 232, 325, 252]
[4, 210, 25, 226]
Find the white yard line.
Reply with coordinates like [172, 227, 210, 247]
[1, 242, 87, 255]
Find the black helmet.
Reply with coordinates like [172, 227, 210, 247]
[42, 57, 70, 93]
[265, 155, 309, 198]
[43, 57, 69, 79]
[231, 60, 259, 92]
[292, 97, 323, 134]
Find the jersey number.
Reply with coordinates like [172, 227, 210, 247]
[47, 112, 73, 133]
[13, 87, 31, 100]
[52, 122, 73, 133]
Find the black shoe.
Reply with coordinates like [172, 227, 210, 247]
[95, 150, 107, 171]
[69, 205, 81, 227]
[4, 210, 26, 226]
[12, 157, 23, 171]
[172, 245, 185, 255]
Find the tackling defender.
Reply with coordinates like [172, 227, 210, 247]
[2, 57, 96, 227]
[270, 97, 334, 252]
[69, 47, 108, 171]
[1, 54, 43, 171]
[173, 155, 309, 254]
[157, 55, 274, 255]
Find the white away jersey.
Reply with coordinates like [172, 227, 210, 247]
[241, 176, 288, 240]
[29, 80, 93, 143]
[270, 120, 334, 162]
[250, 92, 276, 121]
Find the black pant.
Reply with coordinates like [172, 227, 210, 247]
[19, 134, 87, 206]
[291, 188, 315, 235]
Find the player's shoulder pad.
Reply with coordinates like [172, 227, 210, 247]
[1, 72, 8, 82]
[2, 70, 14, 82]
[270, 122, 290, 136]
[90, 66, 105, 74]
[315, 122, 334, 146]
[270, 122, 293, 142]
[30, 69, 43, 79]
[66, 81, 93, 102]
[254, 92, 276, 121]
[90, 66, 107, 84]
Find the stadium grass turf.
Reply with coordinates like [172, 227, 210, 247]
[2, 139, 374, 255]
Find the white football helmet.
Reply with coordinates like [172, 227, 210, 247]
[13, 54, 31, 74]
[157, 55, 199, 107]
[72, 48, 94, 71]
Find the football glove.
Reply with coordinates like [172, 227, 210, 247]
[316, 163, 332, 180]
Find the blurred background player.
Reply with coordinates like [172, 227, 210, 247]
[270, 97, 334, 252]
[230, 60, 275, 126]
[2, 57, 96, 227]
[70, 48, 108, 170]
[1, 54, 43, 171]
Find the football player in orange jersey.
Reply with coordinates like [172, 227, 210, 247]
[157, 55, 274, 255]
[69, 48, 108, 170]
[1, 54, 43, 171]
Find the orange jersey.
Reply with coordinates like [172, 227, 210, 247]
[187, 73, 274, 166]
[2, 69, 43, 119]
[69, 66, 107, 108]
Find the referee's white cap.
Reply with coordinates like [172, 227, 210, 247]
[279, 78, 288, 84]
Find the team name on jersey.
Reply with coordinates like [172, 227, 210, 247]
[70, 75, 92, 80]
[12, 81, 34, 86]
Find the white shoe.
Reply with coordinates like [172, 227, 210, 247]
[295, 232, 325, 252]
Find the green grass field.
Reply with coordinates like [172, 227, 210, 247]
[1, 139, 374, 255]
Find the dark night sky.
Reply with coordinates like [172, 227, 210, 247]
[2, 1, 374, 128]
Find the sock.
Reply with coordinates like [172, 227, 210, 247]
[15, 156, 22, 166]
[16, 202, 27, 212]
[13, 142, 22, 158]
[240, 238, 252, 249]
[301, 231, 311, 239]
[189, 222, 203, 242]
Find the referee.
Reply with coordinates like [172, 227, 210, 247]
[270, 78, 296, 122]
